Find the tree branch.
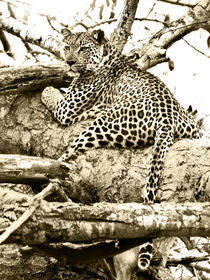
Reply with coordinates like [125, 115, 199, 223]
[0, 85, 210, 203]
[0, 63, 70, 96]
[0, 188, 209, 245]
[0, 181, 62, 244]
[157, 0, 196, 7]
[110, 0, 140, 51]
[134, 0, 210, 69]
[168, 254, 210, 266]
[0, 154, 70, 184]
[0, 16, 65, 59]
[182, 38, 210, 58]
[0, 29, 13, 58]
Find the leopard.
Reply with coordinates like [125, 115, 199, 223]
[41, 28, 201, 278]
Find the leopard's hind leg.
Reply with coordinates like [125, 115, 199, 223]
[138, 124, 174, 271]
[144, 124, 174, 203]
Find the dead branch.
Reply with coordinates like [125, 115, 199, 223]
[0, 181, 62, 244]
[168, 254, 210, 266]
[190, 263, 210, 273]
[0, 0, 209, 71]
[0, 63, 70, 95]
[0, 29, 13, 58]
[0, 154, 70, 184]
[0, 188, 209, 245]
[88, 17, 167, 29]
[182, 38, 210, 58]
[7, 2, 34, 56]
[157, 0, 196, 7]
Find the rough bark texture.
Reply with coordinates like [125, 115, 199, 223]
[1, 190, 209, 244]
[0, 63, 70, 96]
[0, 90, 210, 203]
[0, 89, 209, 279]
[0, 185, 209, 280]
[0, 154, 70, 184]
[0, 186, 209, 279]
[110, 0, 140, 51]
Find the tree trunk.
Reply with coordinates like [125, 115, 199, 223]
[0, 89, 210, 203]
[110, 0, 140, 51]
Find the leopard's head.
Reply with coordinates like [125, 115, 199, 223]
[61, 28, 107, 73]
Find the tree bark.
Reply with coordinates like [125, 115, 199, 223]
[0, 63, 70, 96]
[0, 188, 209, 244]
[0, 187, 209, 279]
[0, 154, 70, 184]
[110, 0, 140, 51]
[0, 16, 65, 59]
[0, 1, 209, 278]
[0, 89, 210, 203]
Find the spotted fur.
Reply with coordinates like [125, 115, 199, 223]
[41, 29, 200, 273]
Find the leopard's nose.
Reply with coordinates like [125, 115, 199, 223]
[67, 61, 76, 67]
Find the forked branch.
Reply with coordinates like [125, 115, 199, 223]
[0, 188, 209, 245]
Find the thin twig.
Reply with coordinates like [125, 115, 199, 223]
[182, 38, 210, 58]
[146, 1, 157, 18]
[161, 19, 209, 36]
[88, 17, 166, 29]
[157, 0, 196, 7]
[70, 22, 89, 31]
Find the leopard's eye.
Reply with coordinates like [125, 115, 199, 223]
[79, 46, 89, 52]
[64, 46, 70, 51]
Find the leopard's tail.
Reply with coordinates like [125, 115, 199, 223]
[137, 241, 153, 271]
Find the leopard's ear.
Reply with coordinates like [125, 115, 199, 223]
[61, 28, 72, 38]
[91, 29, 106, 45]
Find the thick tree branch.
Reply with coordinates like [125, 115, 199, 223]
[0, 88, 210, 203]
[0, 63, 70, 96]
[0, 188, 209, 245]
[0, 2, 209, 278]
[0, 154, 70, 184]
[110, 0, 140, 51]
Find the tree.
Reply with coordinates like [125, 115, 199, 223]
[0, 0, 209, 279]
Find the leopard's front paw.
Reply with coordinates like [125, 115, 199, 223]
[58, 148, 78, 162]
[41, 86, 63, 111]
